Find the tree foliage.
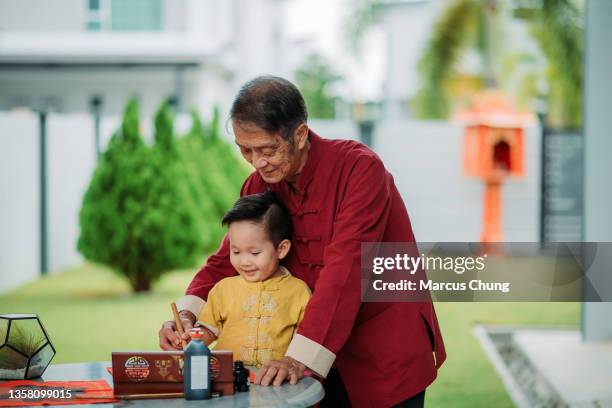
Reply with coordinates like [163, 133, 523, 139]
[412, 0, 583, 128]
[295, 53, 342, 119]
[520, 0, 583, 128]
[344, 0, 383, 55]
[412, 0, 482, 119]
[79, 99, 164, 291]
[141, 102, 207, 279]
[346, 0, 584, 128]
[78, 100, 250, 292]
[176, 107, 251, 253]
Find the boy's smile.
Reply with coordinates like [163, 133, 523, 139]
[228, 220, 290, 283]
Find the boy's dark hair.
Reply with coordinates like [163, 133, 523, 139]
[222, 190, 292, 247]
[230, 76, 308, 144]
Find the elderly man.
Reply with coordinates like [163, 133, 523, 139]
[159, 76, 446, 407]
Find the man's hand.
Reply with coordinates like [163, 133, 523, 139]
[254, 356, 306, 386]
[158, 310, 196, 350]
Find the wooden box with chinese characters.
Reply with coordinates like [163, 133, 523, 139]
[111, 350, 234, 397]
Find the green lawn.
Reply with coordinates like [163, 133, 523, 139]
[0, 264, 579, 407]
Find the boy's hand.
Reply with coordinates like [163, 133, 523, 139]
[158, 310, 196, 350]
[199, 326, 217, 346]
[254, 356, 306, 386]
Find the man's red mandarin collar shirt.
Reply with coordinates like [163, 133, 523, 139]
[184, 130, 446, 407]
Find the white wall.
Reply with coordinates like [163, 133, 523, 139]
[231, 0, 290, 86]
[380, 1, 438, 119]
[0, 0, 85, 32]
[164, 0, 189, 32]
[47, 114, 97, 273]
[0, 112, 40, 292]
[308, 119, 358, 141]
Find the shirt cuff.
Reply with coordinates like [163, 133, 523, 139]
[195, 321, 220, 337]
[176, 295, 205, 317]
[285, 334, 336, 378]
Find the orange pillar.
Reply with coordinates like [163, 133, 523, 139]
[481, 175, 503, 242]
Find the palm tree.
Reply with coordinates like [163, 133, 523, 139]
[411, 0, 492, 119]
[520, 0, 583, 129]
[346, 0, 583, 129]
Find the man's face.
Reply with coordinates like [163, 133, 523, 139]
[233, 122, 298, 184]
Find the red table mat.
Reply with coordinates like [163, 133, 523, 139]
[0, 380, 118, 406]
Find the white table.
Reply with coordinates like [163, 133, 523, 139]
[34, 362, 324, 407]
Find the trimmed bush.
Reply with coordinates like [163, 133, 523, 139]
[78, 99, 152, 291]
[141, 102, 207, 278]
[79, 100, 251, 291]
[78, 100, 205, 292]
[177, 108, 252, 251]
[205, 106, 252, 191]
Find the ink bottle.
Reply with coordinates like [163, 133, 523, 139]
[183, 328, 211, 400]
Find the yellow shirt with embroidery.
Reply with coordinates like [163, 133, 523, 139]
[197, 267, 311, 367]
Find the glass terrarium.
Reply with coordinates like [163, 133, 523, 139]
[0, 314, 56, 379]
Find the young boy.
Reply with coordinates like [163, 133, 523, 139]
[195, 190, 311, 368]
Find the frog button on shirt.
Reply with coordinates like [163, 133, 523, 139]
[196, 266, 311, 367]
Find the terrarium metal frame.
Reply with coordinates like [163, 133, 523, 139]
[0, 314, 56, 379]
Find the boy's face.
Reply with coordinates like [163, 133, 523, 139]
[228, 220, 290, 283]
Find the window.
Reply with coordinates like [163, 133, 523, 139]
[111, 0, 162, 31]
[85, 0, 162, 31]
[85, 0, 108, 31]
